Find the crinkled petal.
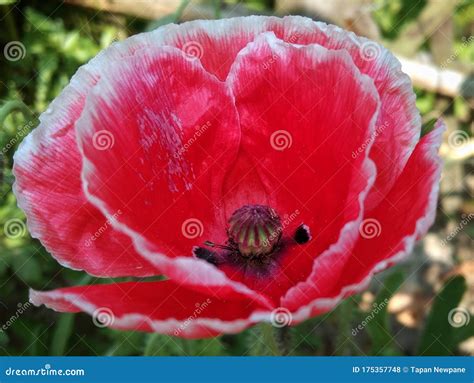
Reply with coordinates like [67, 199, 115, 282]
[222, 32, 379, 300]
[157, 16, 420, 207]
[15, 16, 425, 317]
[338, 120, 444, 290]
[284, 120, 444, 321]
[75, 44, 273, 308]
[12, 39, 159, 277]
[30, 280, 269, 338]
[77, 46, 239, 257]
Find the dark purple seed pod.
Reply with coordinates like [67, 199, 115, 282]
[228, 205, 282, 257]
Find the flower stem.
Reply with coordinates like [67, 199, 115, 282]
[257, 323, 292, 356]
[260, 323, 279, 356]
[0, 100, 37, 127]
[274, 326, 291, 356]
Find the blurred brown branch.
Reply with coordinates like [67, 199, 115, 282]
[64, 0, 251, 21]
[65, 0, 472, 99]
[390, 0, 460, 58]
[276, 0, 381, 40]
[399, 57, 472, 98]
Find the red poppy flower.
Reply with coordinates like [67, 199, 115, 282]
[14, 16, 443, 338]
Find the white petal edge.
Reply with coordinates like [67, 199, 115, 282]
[15, 14, 419, 313]
[288, 120, 444, 324]
[229, 32, 382, 313]
[75, 44, 273, 310]
[30, 288, 273, 338]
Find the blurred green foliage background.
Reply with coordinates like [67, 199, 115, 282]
[0, 0, 473, 356]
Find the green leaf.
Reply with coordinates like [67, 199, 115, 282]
[146, 0, 190, 30]
[0, 100, 36, 128]
[259, 323, 280, 356]
[420, 118, 437, 138]
[334, 298, 356, 355]
[10, 253, 42, 284]
[50, 313, 75, 356]
[213, 0, 222, 18]
[0, 0, 17, 4]
[418, 276, 467, 355]
[144, 333, 226, 356]
[105, 331, 146, 356]
[48, 274, 93, 355]
[366, 270, 404, 355]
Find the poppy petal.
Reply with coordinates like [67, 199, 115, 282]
[264, 17, 421, 209]
[158, 16, 420, 207]
[74, 45, 272, 307]
[223, 32, 379, 299]
[12, 40, 159, 277]
[340, 120, 444, 292]
[30, 280, 268, 338]
[284, 120, 444, 322]
[77, 45, 239, 258]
